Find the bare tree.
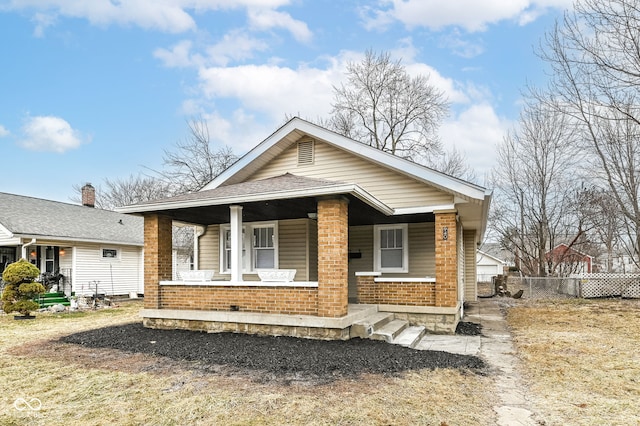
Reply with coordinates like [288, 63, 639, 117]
[490, 97, 582, 276]
[538, 0, 640, 268]
[331, 50, 449, 163]
[426, 146, 478, 182]
[157, 118, 238, 193]
[576, 185, 623, 272]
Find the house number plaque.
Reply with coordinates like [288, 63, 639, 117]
[442, 226, 448, 240]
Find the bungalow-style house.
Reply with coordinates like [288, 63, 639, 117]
[546, 243, 593, 276]
[0, 185, 144, 297]
[117, 118, 492, 337]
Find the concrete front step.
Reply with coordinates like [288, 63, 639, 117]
[392, 325, 427, 348]
[370, 319, 409, 342]
[350, 312, 395, 338]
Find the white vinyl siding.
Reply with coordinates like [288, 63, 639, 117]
[278, 219, 312, 280]
[247, 139, 453, 209]
[464, 230, 477, 302]
[457, 222, 465, 304]
[348, 225, 374, 298]
[72, 244, 142, 296]
[407, 222, 435, 278]
[198, 225, 221, 278]
[197, 219, 314, 282]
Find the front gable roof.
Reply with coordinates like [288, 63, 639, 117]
[203, 117, 491, 237]
[203, 117, 491, 204]
[0, 192, 143, 246]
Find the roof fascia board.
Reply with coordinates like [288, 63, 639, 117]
[118, 183, 395, 216]
[393, 204, 455, 215]
[11, 233, 143, 247]
[204, 118, 488, 201]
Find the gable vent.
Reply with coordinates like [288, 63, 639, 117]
[297, 140, 315, 165]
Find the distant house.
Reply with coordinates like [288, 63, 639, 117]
[118, 118, 492, 337]
[0, 185, 144, 297]
[476, 250, 507, 282]
[546, 243, 593, 275]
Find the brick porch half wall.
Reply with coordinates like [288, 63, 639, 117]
[144, 214, 172, 309]
[317, 197, 349, 317]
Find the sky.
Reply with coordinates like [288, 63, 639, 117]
[0, 0, 574, 204]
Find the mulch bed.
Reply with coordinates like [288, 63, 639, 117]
[60, 323, 486, 384]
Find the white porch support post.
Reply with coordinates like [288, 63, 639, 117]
[230, 205, 243, 282]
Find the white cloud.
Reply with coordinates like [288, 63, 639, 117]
[154, 40, 201, 68]
[197, 62, 342, 122]
[363, 0, 572, 32]
[19, 116, 87, 153]
[5, 0, 295, 34]
[247, 8, 312, 43]
[205, 30, 270, 66]
[0, 125, 9, 138]
[439, 103, 513, 179]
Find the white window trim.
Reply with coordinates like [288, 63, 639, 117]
[373, 224, 409, 273]
[220, 221, 278, 274]
[100, 247, 121, 261]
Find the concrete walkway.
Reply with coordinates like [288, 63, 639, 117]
[417, 299, 542, 425]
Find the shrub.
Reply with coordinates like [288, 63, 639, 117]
[1, 259, 45, 316]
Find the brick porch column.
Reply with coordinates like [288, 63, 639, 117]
[317, 197, 349, 317]
[435, 210, 458, 307]
[144, 214, 172, 309]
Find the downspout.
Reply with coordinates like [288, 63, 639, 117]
[193, 225, 206, 270]
[21, 238, 37, 260]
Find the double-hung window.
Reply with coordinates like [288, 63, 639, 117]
[253, 226, 275, 269]
[374, 224, 408, 273]
[220, 222, 277, 273]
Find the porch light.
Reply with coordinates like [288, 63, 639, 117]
[30, 250, 36, 258]
[59, 248, 66, 256]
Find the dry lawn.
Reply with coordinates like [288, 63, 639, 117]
[508, 298, 640, 426]
[0, 302, 495, 425]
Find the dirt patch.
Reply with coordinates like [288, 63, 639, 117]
[43, 322, 488, 385]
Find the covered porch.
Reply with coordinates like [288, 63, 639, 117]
[125, 174, 468, 338]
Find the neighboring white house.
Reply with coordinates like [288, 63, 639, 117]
[0, 186, 145, 297]
[477, 250, 507, 282]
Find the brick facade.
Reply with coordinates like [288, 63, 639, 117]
[317, 197, 349, 317]
[159, 285, 318, 315]
[356, 275, 436, 306]
[435, 211, 458, 307]
[144, 214, 173, 309]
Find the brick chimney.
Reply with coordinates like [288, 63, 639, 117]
[81, 183, 95, 208]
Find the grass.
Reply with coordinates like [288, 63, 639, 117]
[508, 298, 640, 426]
[0, 301, 495, 426]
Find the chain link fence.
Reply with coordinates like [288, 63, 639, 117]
[478, 274, 640, 300]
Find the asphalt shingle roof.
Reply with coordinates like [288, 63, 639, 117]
[0, 192, 143, 246]
[128, 173, 351, 207]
